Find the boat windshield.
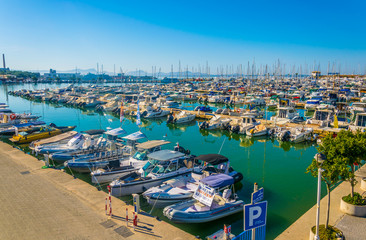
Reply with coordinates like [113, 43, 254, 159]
[357, 115, 366, 127]
[278, 109, 287, 118]
[133, 151, 147, 161]
[315, 111, 329, 120]
[142, 160, 158, 172]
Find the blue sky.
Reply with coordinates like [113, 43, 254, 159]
[1, 0, 366, 74]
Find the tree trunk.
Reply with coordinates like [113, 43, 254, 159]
[351, 164, 355, 198]
[326, 183, 330, 229]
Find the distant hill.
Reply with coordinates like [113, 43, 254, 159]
[27, 68, 214, 78]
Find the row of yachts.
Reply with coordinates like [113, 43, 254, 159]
[1, 109, 245, 223]
[8, 82, 366, 136]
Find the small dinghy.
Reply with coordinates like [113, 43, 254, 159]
[163, 174, 244, 223]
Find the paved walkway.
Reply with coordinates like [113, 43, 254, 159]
[275, 164, 366, 240]
[0, 141, 196, 240]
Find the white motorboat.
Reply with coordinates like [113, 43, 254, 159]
[110, 150, 196, 197]
[144, 106, 170, 118]
[306, 108, 335, 127]
[230, 115, 259, 134]
[349, 113, 366, 131]
[350, 102, 366, 116]
[142, 154, 243, 208]
[246, 124, 268, 137]
[247, 97, 266, 106]
[34, 133, 92, 155]
[289, 127, 313, 143]
[163, 174, 244, 223]
[305, 99, 320, 110]
[199, 115, 231, 130]
[270, 106, 299, 124]
[91, 140, 170, 184]
[167, 111, 195, 124]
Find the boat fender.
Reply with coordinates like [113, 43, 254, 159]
[223, 189, 232, 200]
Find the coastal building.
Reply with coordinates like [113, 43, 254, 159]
[43, 69, 81, 80]
[311, 71, 321, 79]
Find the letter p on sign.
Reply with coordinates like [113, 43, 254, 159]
[244, 201, 267, 231]
[249, 206, 262, 226]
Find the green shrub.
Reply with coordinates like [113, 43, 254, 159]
[311, 225, 344, 240]
[342, 192, 366, 206]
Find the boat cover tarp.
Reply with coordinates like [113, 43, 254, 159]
[147, 150, 185, 161]
[14, 121, 45, 128]
[200, 174, 234, 188]
[105, 127, 126, 136]
[82, 129, 105, 135]
[136, 140, 170, 150]
[194, 154, 228, 165]
[123, 131, 147, 141]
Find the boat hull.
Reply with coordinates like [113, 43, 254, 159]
[110, 171, 192, 197]
[163, 199, 244, 223]
[91, 167, 136, 184]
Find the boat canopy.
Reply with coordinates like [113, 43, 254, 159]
[136, 140, 170, 150]
[306, 100, 320, 104]
[13, 121, 45, 128]
[147, 150, 185, 161]
[123, 131, 147, 141]
[82, 129, 105, 135]
[105, 127, 126, 136]
[194, 154, 228, 165]
[200, 174, 234, 188]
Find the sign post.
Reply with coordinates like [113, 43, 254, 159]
[244, 183, 267, 240]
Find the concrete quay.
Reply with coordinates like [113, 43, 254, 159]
[275, 164, 366, 240]
[0, 141, 196, 240]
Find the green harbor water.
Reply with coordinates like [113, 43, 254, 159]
[0, 83, 324, 239]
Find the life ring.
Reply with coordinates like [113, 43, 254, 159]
[10, 114, 16, 120]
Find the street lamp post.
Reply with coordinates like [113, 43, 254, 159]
[314, 153, 325, 240]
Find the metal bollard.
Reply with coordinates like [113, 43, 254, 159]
[132, 194, 140, 213]
[105, 197, 108, 215]
[126, 208, 128, 226]
[44, 154, 49, 167]
[107, 186, 112, 218]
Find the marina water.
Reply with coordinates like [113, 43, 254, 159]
[0, 83, 323, 239]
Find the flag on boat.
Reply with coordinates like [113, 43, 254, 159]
[120, 101, 124, 123]
[136, 99, 141, 126]
[333, 114, 338, 129]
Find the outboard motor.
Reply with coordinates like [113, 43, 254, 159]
[174, 144, 186, 153]
[167, 114, 174, 124]
[215, 108, 223, 114]
[280, 130, 291, 142]
[231, 125, 240, 133]
[140, 110, 147, 117]
[199, 121, 208, 129]
[222, 122, 231, 131]
[194, 106, 200, 111]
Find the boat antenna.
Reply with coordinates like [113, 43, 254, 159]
[218, 137, 226, 154]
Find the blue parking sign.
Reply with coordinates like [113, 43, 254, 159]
[244, 201, 267, 231]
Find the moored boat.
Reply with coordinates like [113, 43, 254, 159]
[163, 174, 244, 223]
[110, 149, 195, 197]
[10, 124, 76, 144]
